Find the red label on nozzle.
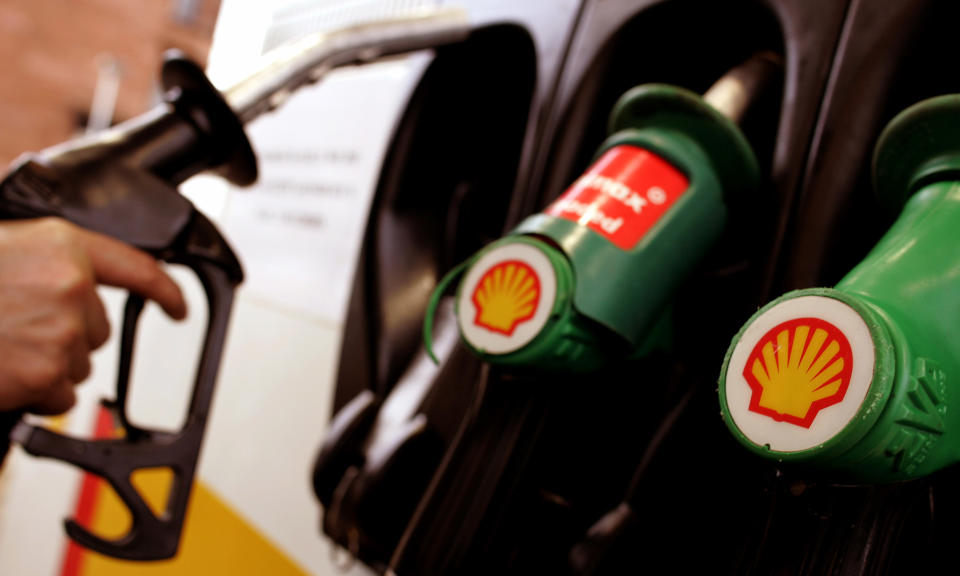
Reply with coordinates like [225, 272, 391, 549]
[546, 146, 689, 250]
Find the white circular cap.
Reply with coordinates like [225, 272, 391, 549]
[724, 295, 876, 452]
[457, 242, 557, 355]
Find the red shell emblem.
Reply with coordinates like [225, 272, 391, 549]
[471, 260, 541, 336]
[744, 317, 853, 428]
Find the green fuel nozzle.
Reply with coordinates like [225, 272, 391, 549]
[719, 95, 960, 482]
[424, 54, 780, 372]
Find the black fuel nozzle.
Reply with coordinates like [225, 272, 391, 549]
[0, 50, 255, 252]
[0, 51, 248, 561]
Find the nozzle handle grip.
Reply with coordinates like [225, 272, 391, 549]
[0, 52, 246, 560]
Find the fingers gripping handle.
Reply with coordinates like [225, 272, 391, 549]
[0, 197, 240, 562]
[0, 51, 244, 560]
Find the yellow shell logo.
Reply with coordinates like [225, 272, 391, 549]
[471, 260, 541, 336]
[744, 317, 853, 428]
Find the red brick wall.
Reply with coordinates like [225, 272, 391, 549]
[0, 0, 221, 167]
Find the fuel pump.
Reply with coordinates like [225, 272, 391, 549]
[719, 94, 960, 482]
[424, 53, 779, 371]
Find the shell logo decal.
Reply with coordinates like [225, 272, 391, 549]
[471, 260, 541, 336]
[723, 295, 875, 452]
[457, 242, 558, 356]
[744, 317, 853, 428]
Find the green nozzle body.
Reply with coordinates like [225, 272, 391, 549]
[719, 95, 960, 482]
[424, 85, 758, 372]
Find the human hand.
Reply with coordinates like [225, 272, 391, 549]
[0, 218, 187, 415]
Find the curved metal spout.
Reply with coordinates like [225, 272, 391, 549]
[223, 7, 471, 124]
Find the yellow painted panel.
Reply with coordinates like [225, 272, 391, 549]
[81, 479, 310, 576]
[129, 468, 175, 518]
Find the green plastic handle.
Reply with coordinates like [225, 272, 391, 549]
[423, 259, 470, 365]
[719, 95, 960, 482]
[422, 84, 758, 372]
